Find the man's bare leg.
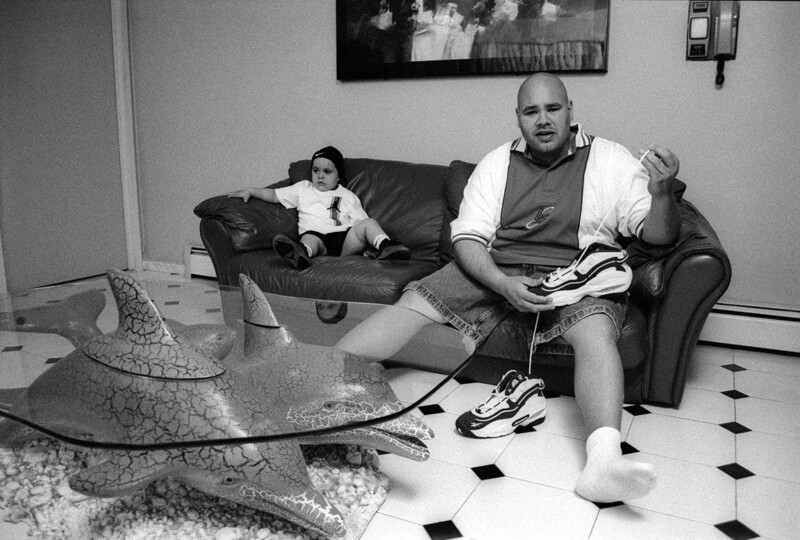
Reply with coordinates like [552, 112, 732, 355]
[334, 291, 446, 361]
[563, 314, 656, 503]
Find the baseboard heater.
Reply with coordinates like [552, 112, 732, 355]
[184, 246, 798, 355]
[184, 246, 216, 279]
[699, 303, 800, 355]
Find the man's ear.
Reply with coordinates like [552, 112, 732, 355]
[568, 100, 573, 123]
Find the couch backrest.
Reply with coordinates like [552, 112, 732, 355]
[288, 158, 451, 263]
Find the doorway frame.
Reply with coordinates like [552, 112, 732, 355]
[0, 0, 140, 297]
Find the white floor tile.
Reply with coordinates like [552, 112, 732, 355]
[2, 332, 74, 360]
[360, 513, 433, 540]
[627, 453, 736, 525]
[737, 430, 800, 483]
[437, 381, 494, 414]
[685, 361, 734, 392]
[736, 396, 800, 439]
[377, 454, 480, 525]
[737, 475, 800, 540]
[454, 476, 598, 540]
[418, 412, 513, 468]
[590, 505, 730, 540]
[734, 349, 800, 378]
[0, 350, 51, 389]
[383, 368, 460, 406]
[534, 396, 587, 440]
[648, 386, 735, 424]
[495, 430, 584, 492]
[735, 369, 800, 404]
[626, 414, 735, 466]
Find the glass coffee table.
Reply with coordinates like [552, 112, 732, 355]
[0, 270, 475, 539]
[0, 271, 473, 450]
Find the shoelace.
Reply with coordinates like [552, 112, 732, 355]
[564, 150, 652, 273]
[476, 376, 521, 413]
[527, 150, 652, 374]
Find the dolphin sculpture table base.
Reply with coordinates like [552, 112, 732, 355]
[0, 270, 442, 539]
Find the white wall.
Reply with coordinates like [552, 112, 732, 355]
[129, 0, 800, 310]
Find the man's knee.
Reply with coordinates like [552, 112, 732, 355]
[562, 313, 618, 349]
[395, 290, 446, 324]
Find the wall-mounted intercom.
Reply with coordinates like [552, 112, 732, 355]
[686, 1, 739, 87]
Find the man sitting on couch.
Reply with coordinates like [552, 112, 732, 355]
[335, 72, 681, 504]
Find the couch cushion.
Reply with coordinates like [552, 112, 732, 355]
[289, 158, 450, 263]
[229, 250, 439, 304]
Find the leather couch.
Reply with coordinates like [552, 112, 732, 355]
[194, 157, 731, 407]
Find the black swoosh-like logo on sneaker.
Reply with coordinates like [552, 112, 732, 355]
[512, 415, 530, 427]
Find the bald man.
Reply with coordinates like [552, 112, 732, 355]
[336, 73, 681, 503]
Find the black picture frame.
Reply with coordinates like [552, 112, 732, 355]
[337, 0, 610, 81]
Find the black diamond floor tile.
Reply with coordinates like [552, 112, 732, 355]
[472, 464, 505, 480]
[721, 363, 747, 372]
[418, 404, 445, 415]
[715, 519, 759, 540]
[423, 520, 462, 540]
[2, 346, 23, 353]
[720, 421, 751, 434]
[722, 389, 749, 400]
[164, 301, 179, 306]
[718, 463, 755, 480]
[45, 357, 61, 364]
[623, 404, 651, 416]
[620, 441, 639, 455]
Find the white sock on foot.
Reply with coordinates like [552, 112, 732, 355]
[373, 234, 389, 250]
[575, 427, 656, 503]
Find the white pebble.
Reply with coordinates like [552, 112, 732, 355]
[215, 526, 243, 540]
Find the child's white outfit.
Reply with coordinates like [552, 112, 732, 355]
[274, 180, 368, 235]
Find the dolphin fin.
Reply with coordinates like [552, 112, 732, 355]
[82, 270, 225, 379]
[239, 274, 281, 328]
[238, 275, 295, 352]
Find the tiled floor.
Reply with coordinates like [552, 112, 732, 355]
[1, 271, 799, 540]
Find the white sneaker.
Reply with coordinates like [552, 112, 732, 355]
[455, 370, 546, 438]
[529, 243, 632, 307]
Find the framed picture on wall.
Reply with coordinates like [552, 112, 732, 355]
[337, 0, 610, 81]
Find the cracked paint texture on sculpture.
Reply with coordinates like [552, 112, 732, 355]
[226, 275, 434, 461]
[0, 270, 345, 539]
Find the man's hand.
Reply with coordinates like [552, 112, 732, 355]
[639, 145, 680, 197]
[454, 240, 555, 314]
[639, 145, 682, 245]
[499, 275, 555, 314]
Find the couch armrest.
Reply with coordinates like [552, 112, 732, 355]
[641, 199, 732, 406]
[194, 189, 298, 254]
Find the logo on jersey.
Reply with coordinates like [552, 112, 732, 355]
[525, 206, 555, 229]
[328, 197, 342, 226]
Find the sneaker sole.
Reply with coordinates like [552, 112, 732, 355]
[544, 265, 632, 307]
[376, 246, 411, 260]
[273, 237, 311, 270]
[456, 396, 547, 439]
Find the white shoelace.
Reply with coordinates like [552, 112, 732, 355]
[527, 150, 652, 374]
